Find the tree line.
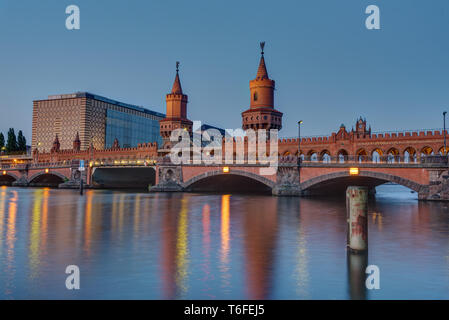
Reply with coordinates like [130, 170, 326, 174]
[0, 128, 27, 153]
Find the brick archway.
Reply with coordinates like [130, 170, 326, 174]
[182, 169, 276, 190]
[0, 172, 19, 181]
[28, 171, 68, 184]
[301, 170, 425, 193]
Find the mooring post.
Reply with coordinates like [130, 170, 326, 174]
[346, 186, 368, 252]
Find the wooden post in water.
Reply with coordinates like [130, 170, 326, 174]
[346, 186, 368, 252]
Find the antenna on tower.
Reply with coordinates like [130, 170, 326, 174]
[176, 61, 180, 73]
[260, 41, 265, 55]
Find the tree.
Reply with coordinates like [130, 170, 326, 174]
[0, 132, 4, 150]
[6, 128, 17, 152]
[17, 130, 27, 152]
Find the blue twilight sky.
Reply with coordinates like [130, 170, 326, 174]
[0, 0, 448, 141]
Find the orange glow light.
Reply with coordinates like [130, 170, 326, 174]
[45, 168, 49, 173]
[2, 171, 6, 175]
[222, 166, 230, 173]
[349, 168, 359, 175]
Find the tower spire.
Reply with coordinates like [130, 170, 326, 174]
[171, 61, 183, 94]
[256, 42, 269, 80]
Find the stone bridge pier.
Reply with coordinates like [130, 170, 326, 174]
[422, 168, 449, 201]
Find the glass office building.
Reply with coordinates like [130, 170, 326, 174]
[105, 107, 163, 148]
[32, 92, 165, 151]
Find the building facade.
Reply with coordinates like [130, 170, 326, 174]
[32, 92, 164, 152]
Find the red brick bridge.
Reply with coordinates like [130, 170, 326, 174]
[1, 124, 449, 200]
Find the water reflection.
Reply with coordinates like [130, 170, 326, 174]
[243, 197, 277, 299]
[0, 187, 6, 257]
[175, 197, 189, 297]
[4, 189, 18, 296]
[347, 252, 368, 300]
[220, 195, 231, 292]
[0, 185, 447, 299]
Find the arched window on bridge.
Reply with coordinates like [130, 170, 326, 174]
[356, 149, 368, 163]
[372, 149, 382, 163]
[337, 149, 348, 163]
[386, 148, 400, 164]
[320, 150, 331, 163]
[421, 146, 434, 158]
[310, 152, 318, 162]
[439, 146, 448, 156]
[404, 147, 417, 163]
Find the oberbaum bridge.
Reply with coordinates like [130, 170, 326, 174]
[1, 44, 448, 200]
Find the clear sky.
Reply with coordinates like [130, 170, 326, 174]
[0, 0, 448, 141]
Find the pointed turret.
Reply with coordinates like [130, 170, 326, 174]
[256, 43, 269, 80]
[171, 62, 183, 94]
[51, 134, 60, 153]
[73, 132, 81, 151]
[112, 137, 120, 149]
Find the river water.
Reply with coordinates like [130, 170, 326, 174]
[0, 184, 448, 299]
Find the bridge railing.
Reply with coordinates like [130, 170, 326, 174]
[298, 155, 448, 165]
[89, 159, 157, 167]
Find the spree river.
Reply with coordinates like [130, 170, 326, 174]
[0, 184, 448, 300]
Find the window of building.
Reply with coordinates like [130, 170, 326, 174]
[253, 92, 258, 101]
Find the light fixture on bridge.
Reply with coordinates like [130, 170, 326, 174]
[2, 171, 6, 175]
[45, 168, 49, 173]
[223, 166, 230, 173]
[349, 167, 359, 175]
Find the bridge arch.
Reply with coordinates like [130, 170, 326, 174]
[0, 172, 19, 185]
[301, 170, 425, 194]
[28, 171, 68, 186]
[183, 169, 275, 193]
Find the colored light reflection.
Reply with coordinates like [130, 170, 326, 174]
[221, 194, 230, 263]
[176, 197, 189, 296]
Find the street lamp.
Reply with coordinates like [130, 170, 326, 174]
[444, 111, 447, 156]
[298, 120, 303, 166]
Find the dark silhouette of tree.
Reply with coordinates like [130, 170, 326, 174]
[0, 132, 4, 151]
[6, 128, 17, 152]
[17, 130, 27, 152]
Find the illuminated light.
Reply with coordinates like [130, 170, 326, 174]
[2, 171, 6, 175]
[222, 166, 230, 173]
[349, 167, 359, 175]
[45, 168, 49, 173]
[89, 162, 93, 167]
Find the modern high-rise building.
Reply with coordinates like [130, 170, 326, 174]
[32, 92, 165, 152]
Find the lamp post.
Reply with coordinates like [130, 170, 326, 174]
[297, 120, 303, 166]
[444, 111, 447, 156]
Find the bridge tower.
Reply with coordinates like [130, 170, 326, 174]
[73, 132, 81, 151]
[51, 134, 60, 153]
[159, 62, 193, 151]
[242, 42, 283, 133]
